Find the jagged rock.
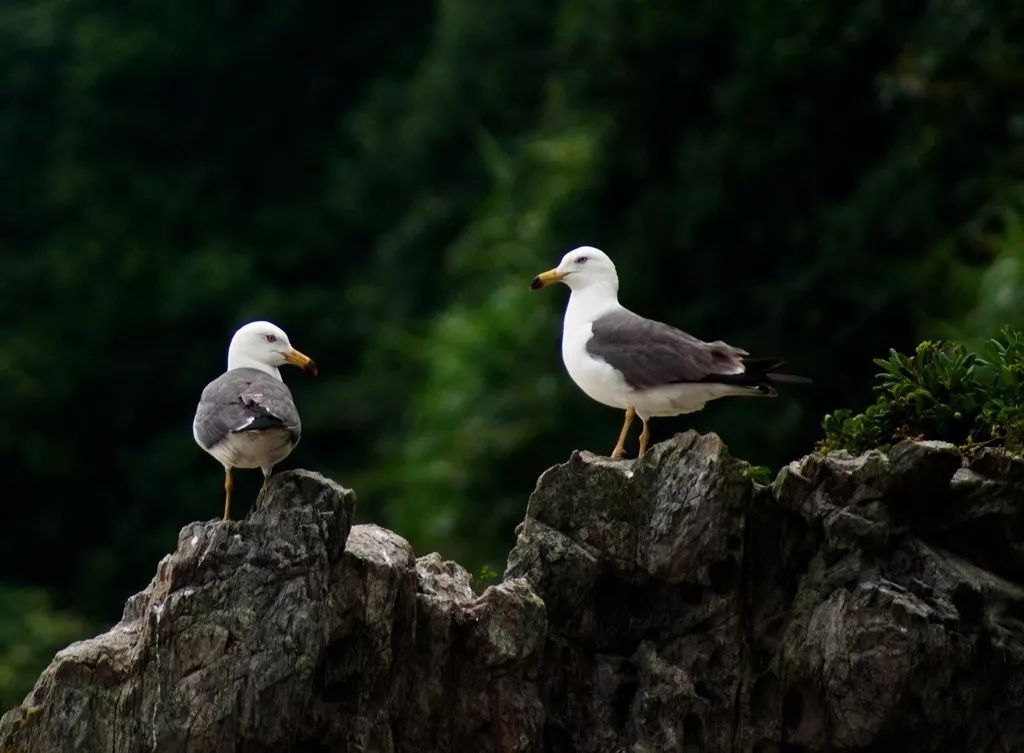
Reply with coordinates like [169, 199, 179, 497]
[508, 431, 1024, 753]
[0, 470, 545, 753]
[3, 432, 1024, 752]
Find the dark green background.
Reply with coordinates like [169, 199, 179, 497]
[1, 0, 1022, 708]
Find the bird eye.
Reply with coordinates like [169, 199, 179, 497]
[265, 334, 277, 343]
[576, 256, 588, 264]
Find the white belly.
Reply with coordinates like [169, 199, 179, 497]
[205, 429, 296, 470]
[629, 382, 760, 419]
[561, 320, 635, 409]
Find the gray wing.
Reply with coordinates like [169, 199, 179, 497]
[587, 309, 748, 389]
[193, 368, 301, 449]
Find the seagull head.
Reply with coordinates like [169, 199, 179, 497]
[226, 321, 318, 378]
[530, 246, 619, 294]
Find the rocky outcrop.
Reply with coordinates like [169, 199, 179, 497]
[0, 471, 545, 753]
[511, 434, 1024, 752]
[3, 433, 1023, 752]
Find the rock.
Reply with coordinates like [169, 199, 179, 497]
[3, 434, 1024, 752]
[0, 471, 546, 753]
[887, 439, 963, 499]
[506, 431, 1024, 752]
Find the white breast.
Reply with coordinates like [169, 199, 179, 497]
[561, 292, 634, 410]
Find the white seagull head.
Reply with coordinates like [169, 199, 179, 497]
[530, 246, 619, 294]
[226, 320, 318, 379]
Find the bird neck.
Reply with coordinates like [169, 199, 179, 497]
[226, 353, 283, 381]
[566, 281, 621, 324]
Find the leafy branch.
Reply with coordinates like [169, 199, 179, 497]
[821, 327, 1024, 454]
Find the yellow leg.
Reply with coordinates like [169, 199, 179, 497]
[638, 419, 651, 457]
[223, 467, 233, 521]
[611, 406, 635, 459]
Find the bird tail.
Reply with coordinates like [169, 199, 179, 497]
[741, 358, 813, 388]
[765, 371, 813, 385]
[704, 357, 811, 395]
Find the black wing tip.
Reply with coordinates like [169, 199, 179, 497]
[742, 357, 812, 386]
[695, 357, 811, 389]
[766, 372, 813, 385]
[232, 415, 288, 433]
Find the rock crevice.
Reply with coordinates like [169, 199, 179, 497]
[3, 433, 1023, 752]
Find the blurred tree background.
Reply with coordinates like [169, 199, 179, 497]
[1, 0, 1022, 709]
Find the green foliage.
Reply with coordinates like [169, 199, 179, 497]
[1, 0, 1023, 647]
[821, 328, 1024, 454]
[0, 585, 90, 710]
[475, 564, 500, 591]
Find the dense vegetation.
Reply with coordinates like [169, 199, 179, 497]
[822, 327, 1024, 454]
[1, 0, 1023, 709]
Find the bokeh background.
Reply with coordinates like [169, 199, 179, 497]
[1, 0, 1023, 708]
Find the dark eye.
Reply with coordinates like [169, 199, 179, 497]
[265, 334, 277, 343]
[576, 256, 588, 264]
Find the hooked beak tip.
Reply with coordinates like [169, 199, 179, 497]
[530, 269, 563, 290]
[284, 348, 318, 376]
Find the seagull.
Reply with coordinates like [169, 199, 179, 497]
[531, 246, 809, 459]
[193, 321, 318, 520]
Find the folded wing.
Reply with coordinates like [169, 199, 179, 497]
[193, 368, 301, 450]
[587, 309, 750, 389]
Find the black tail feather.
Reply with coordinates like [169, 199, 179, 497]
[766, 371, 813, 385]
[744, 358, 811, 386]
[700, 357, 811, 388]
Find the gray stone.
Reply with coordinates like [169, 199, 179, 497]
[0, 471, 546, 753]
[4, 434, 1024, 752]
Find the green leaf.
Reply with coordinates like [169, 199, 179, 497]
[821, 328, 1024, 454]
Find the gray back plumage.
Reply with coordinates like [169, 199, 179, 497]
[193, 368, 301, 450]
[587, 309, 747, 389]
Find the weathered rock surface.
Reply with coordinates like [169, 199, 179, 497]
[3, 433, 1024, 752]
[0, 470, 545, 753]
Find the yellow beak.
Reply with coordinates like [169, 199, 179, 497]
[530, 268, 564, 290]
[284, 348, 319, 376]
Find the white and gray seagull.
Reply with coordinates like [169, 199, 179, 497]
[531, 246, 809, 459]
[193, 321, 318, 520]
